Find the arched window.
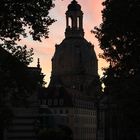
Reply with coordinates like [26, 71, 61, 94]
[77, 17, 80, 28]
[68, 17, 72, 28]
[48, 99, 52, 105]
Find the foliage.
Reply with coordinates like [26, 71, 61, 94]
[94, 0, 140, 138]
[0, 47, 47, 140]
[0, 0, 55, 100]
[0, 47, 38, 103]
[0, 0, 55, 65]
[0, 1, 55, 139]
[2, 43, 34, 66]
[0, 0, 55, 42]
[0, 46, 44, 139]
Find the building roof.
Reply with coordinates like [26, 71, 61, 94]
[52, 37, 98, 76]
[68, 0, 81, 11]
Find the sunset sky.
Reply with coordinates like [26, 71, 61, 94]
[19, 0, 107, 85]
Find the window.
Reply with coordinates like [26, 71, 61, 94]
[60, 109, 63, 114]
[66, 117, 69, 123]
[53, 109, 57, 114]
[65, 109, 69, 114]
[77, 17, 80, 28]
[42, 100, 46, 105]
[59, 99, 64, 105]
[68, 17, 72, 28]
[54, 99, 58, 105]
[39, 100, 42, 104]
[48, 99, 52, 105]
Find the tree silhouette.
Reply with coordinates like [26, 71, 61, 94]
[94, 0, 140, 139]
[0, 1, 54, 138]
[2, 43, 34, 66]
[0, 46, 46, 139]
[0, 0, 55, 42]
[0, 0, 55, 64]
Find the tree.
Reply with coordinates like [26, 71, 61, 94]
[0, 0, 55, 42]
[0, 0, 55, 101]
[94, 0, 140, 139]
[2, 43, 34, 66]
[0, 1, 55, 138]
[0, 0, 55, 104]
[0, 0, 55, 64]
[0, 46, 46, 140]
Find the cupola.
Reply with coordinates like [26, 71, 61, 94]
[68, 0, 81, 11]
[65, 0, 84, 38]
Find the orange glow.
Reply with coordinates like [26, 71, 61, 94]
[18, 0, 107, 85]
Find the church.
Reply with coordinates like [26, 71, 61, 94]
[41, 0, 101, 140]
[4, 1, 101, 140]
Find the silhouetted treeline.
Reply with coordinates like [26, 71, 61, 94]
[94, 0, 140, 139]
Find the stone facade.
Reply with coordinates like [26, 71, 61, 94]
[4, 107, 38, 140]
[40, 93, 97, 140]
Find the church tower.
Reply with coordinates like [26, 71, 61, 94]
[44, 1, 100, 140]
[50, 0, 100, 96]
[65, 0, 84, 38]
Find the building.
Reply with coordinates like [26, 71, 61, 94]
[40, 1, 101, 140]
[1, 55, 45, 140]
[3, 1, 101, 140]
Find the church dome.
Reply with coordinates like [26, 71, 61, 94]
[52, 38, 98, 77]
[49, 0, 100, 96]
[68, 0, 81, 11]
